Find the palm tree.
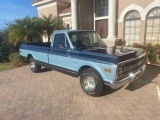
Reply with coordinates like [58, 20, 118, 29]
[0, 29, 9, 45]
[8, 16, 43, 45]
[41, 14, 64, 42]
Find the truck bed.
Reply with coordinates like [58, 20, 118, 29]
[26, 42, 51, 47]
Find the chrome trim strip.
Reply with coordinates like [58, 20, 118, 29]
[118, 53, 146, 65]
[114, 65, 118, 80]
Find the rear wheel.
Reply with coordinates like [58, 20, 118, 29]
[80, 68, 104, 97]
[29, 57, 41, 73]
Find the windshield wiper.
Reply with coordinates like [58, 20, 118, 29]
[90, 43, 107, 49]
[90, 43, 100, 47]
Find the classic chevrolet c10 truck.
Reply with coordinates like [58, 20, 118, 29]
[20, 30, 146, 97]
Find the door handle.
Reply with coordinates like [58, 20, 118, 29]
[59, 45, 64, 49]
[67, 49, 71, 52]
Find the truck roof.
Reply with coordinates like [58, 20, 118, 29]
[53, 30, 95, 34]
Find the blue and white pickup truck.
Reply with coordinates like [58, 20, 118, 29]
[20, 30, 146, 97]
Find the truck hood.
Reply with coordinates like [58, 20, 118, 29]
[79, 46, 144, 64]
[120, 46, 144, 57]
[115, 46, 144, 62]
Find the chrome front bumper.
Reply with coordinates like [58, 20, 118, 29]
[105, 64, 146, 89]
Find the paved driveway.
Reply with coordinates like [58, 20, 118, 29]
[0, 65, 160, 120]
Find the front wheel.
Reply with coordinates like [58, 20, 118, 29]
[29, 57, 41, 73]
[80, 68, 104, 97]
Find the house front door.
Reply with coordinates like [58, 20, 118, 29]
[96, 19, 108, 39]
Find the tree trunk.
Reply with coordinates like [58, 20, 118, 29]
[47, 31, 51, 43]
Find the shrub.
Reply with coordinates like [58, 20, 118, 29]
[130, 42, 160, 62]
[155, 44, 160, 60]
[144, 43, 158, 62]
[132, 42, 143, 48]
[9, 53, 23, 64]
[0, 46, 11, 62]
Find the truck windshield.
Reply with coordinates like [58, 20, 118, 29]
[68, 31, 106, 50]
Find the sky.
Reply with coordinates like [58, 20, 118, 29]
[0, 0, 37, 29]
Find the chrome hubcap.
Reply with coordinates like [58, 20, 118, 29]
[83, 75, 96, 92]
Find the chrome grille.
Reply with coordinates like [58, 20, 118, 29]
[124, 57, 144, 73]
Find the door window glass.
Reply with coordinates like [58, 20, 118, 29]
[53, 34, 70, 49]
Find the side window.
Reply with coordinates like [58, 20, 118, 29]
[70, 34, 78, 47]
[53, 34, 70, 49]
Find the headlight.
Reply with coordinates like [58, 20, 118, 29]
[118, 66, 124, 76]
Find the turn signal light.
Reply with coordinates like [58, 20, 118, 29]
[105, 68, 111, 73]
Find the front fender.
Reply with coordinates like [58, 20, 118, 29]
[78, 62, 116, 83]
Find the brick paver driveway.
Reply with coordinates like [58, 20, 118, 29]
[0, 65, 160, 120]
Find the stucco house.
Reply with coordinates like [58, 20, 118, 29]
[32, 0, 160, 45]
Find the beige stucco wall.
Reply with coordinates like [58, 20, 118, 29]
[117, 0, 154, 18]
[117, 0, 155, 43]
[140, 21, 146, 44]
[78, 0, 93, 30]
[117, 22, 123, 39]
[38, 4, 58, 18]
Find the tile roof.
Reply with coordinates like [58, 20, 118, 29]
[60, 7, 71, 14]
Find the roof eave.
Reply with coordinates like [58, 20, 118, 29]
[59, 13, 71, 17]
[32, 0, 56, 7]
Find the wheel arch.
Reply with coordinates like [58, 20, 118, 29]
[78, 65, 91, 76]
[78, 64, 105, 80]
[27, 54, 34, 62]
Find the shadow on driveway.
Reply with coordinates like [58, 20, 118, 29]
[126, 65, 160, 91]
[38, 68, 51, 73]
[102, 86, 119, 96]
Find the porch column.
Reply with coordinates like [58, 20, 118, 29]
[107, 0, 116, 39]
[71, 0, 78, 30]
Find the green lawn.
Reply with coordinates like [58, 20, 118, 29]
[0, 62, 15, 72]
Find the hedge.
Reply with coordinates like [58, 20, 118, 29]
[9, 52, 23, 64]
[0, 46, 11, 62]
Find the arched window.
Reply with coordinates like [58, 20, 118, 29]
[146, 7, 160, 43]
[124, 11, 141, 45]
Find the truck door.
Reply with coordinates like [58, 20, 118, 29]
[49, 33, 70, 69]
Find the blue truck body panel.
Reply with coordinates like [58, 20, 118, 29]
[20, 45, 116, 82]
